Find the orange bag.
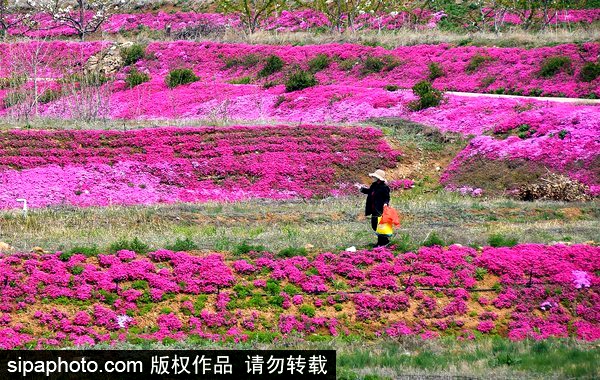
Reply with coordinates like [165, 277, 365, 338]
[380, 205, 401, 227]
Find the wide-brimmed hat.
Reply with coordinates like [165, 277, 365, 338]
[368, 169, 387, 182]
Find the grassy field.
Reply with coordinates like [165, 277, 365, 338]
[89, 336, 600, 379]
[1, 192, 597, 254]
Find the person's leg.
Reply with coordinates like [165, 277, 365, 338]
[378, 234, 390, 247]
[371, 215, 378, 231]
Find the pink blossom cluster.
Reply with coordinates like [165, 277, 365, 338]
[0, 125, 400, 209]
[103, 12, 240, 33]
[0, 243, 597, 348]
[119, 41, 599, 98]
[484, 8, 600, 25]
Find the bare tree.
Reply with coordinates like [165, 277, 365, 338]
[216, 0, 286, 34]
[5, 40, 55, 122]
[25, 0, 130, 41]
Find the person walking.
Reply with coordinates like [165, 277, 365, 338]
[356, 169, 391, 247]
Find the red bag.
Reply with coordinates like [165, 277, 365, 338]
[380, 205, 401, 227]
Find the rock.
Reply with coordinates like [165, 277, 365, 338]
[31, 246, 49, 254]
[516, 173, 591, 202]
[0, 242, 13, 252]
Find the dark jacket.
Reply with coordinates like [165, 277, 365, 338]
[361, 180, 390, 217]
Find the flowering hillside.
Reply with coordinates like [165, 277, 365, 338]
[0, 125, 400, 209]
[0, 244, 597, 349]
[5, 9, 600, 38]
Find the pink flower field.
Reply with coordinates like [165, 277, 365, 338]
[0, 244, 597, 348]
[0, 125, 400, 209]
[5, 9, 600, 38]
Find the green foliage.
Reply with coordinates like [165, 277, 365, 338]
[71, 266, 84, 275]
[120, 44, 146, 66]
[466, 54, 493, 74]
[282, 283, 301, 296]
[392, 233, 415, 253]
[308, 54, 330, 73]
[227, 76, 252, 84]
[580, 61, 600, 82]
[299, 305, 316, 317]
[539, 56, 572, 78]
[194, 295, 208, 314]
[488, 233, 519, 247]
[285, 71, 317, 92]
[258, 55, 284, 77]
[131, 280, 149, 290]
[338, 58, 358, 71]
[165, 237, 198, 252]
[428, 62, 444, 81]
[109, 237, 149, 254]
[3, 91, 25, 108]
[409, 80, 444, 111]
[125, 68, 150, 88]
[67, 245, 100, 258]
[233, 241, 266, 255]
[360, 55, 399, 75]
[384, 84, 399, 91]
[224, 54, 260, 69]
[233, 284, 253, 298]
[0, 75, 26, 89]
[558, 129, 568, 140]
[165, 68, 199, 88]
[422, 232, 445, 247]
[475, 267, 488, 281]
[98, 289, 118, 305]
[278, 246, 308, 257]
[265, 279, 280, 296]
[39, 89, 62, 104]
[262, 81, 277, 89]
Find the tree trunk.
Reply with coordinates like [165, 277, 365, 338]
[80, 0, 86, 41]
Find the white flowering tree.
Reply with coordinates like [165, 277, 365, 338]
[26, 0, 130, 41]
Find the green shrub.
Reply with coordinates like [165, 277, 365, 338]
[265, 279, 280, 296]
[0, 75, 26, 89]
[227, 76, 252, 84]
[120, 44, 146, 66]
[285, 71, 317, 92]
[262, 81, 277, 89]
[338, 58, 358, 71]
[428, 62, 444, 80]
[125, 68, 150, 88]
[308, 54, 330, 72]
[165, 68, 199, 88]
[278, 247, 308, 257]
[299, 305, 316, 317]
[224, 54, 260, 69]
[3, 91, 25, 108]
[38, 89, 62, 104]
[466, 54, 493, 74]
[67, 245, 100, 257]
[233, 241, 266, 255]
[475, 267, 488, 281]
[361, 56, 385, 74]
[109, 237, 149, 254]
[165, 237, 198, 252]
[488, 233, 518, 247]
[131, 280, 149, 290]
[539, 56, 572, 78]
[580, 61, 600, 82]
[409, 80, 444, 111]
[422, 232, 445, 247]
[385, 84, 399, 91]
[258, 55, 284, 77]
